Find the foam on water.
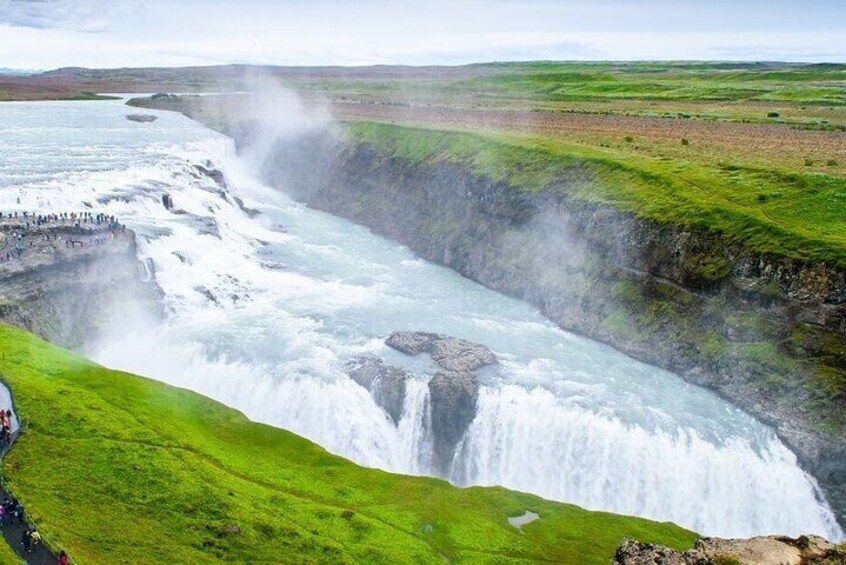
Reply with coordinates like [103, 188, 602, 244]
[0, 99, 841, 540]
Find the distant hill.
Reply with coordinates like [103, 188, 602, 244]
[0, 67, 40, 76]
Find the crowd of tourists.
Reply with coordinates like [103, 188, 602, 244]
[0, 410, 12, 449]
[0, 407, 38, 554]
[0, 210, 121, 230]
[0, 210, 125, 263]
[0, 405, 69, 563]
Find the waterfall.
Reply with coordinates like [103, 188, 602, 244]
[453, 385, 841, 538]
[1, 98, 842, 541]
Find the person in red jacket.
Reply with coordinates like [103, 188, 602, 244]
[58, 550, 69, 565]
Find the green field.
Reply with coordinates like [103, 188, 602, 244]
[346, 121, 846, 266]
[297, 61, 846, 126]
[0, 324, 696, 564]
[454, 62, 846, 106]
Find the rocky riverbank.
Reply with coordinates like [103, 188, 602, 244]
[614, 535, 845, 564]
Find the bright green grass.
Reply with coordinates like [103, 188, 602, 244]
[284, 61, 846, 126]
[0, 324, 696, 564]
[346, 121, 846, 266]
[452, 62, 846, 106]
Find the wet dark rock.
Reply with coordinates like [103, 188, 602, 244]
[386, 331, 441, 355]
[386, 331, 497, 372]
[233, 196, 261, 218]
[430, 338, 497, 373]
[184, 215, 220, 238]
[126, 113, 158, 123]
[195, 163, 227, 188]
[162, 193, 174, 210]
[194, 286, 219, 305]
[428, 371, 479, 474]
[346, 357, 408, 424]
[382, 331, 492, 471]
[199, 185, 229, 203]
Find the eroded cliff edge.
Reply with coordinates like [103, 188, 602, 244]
[244, 127, 846, 527]
[0, 224, 160, 351]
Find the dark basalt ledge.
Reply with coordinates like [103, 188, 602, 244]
[0, 229, 162, 350]
[386, 331, 498, 373]
[245, 129, 846, 528]
[346, 357, 408, 424]
[347, 332, 497, 474]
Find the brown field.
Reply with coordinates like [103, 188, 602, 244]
[331, 102, 846, 175]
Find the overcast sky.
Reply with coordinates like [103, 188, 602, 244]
[0, 0, 844, 70]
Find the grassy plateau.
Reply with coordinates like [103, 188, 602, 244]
[345, 121, 846, 266]
[0, 324, 696, 564]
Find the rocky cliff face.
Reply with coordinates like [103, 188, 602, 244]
[236, 128, 846, 527]
[347, 331, 497, 475]
[0, 229, 160, 351]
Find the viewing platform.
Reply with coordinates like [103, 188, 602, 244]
[0, 212, 132, 275]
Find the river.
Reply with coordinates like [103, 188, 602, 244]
[0, 97, 841, 540]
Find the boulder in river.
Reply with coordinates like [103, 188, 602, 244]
[162, 193, 174, 210]
[385, 331, 441, 355]
[385, 331, 493, 473]
[126, 113, 158, 123]
[428, 371, 480, 474]
[346, 357, 408, 424]
[386, 331, 497, 372]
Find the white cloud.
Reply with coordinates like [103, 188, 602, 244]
[0, 0, 843, 69]
[0, 0, 147, 32]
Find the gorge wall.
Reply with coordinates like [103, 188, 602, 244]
[235, 127, 846, 528]
[0, 228, 160, 351]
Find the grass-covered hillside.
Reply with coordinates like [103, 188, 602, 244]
[346, 121, 846, 266]
[0, 324, 696, 564]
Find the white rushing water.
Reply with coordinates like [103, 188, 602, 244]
[0, 98, 842, 540]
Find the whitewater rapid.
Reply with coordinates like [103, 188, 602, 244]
[0, 98, 842, 540]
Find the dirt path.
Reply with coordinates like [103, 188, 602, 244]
[0, 384, 59, 565]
